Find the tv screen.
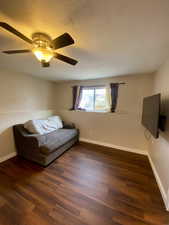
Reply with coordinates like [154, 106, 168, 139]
[141, 94, 160, 138]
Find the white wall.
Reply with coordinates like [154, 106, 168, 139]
[54, 74, 153, 153]
[148, 59, 169, 209]
[0, 69, 55, 160]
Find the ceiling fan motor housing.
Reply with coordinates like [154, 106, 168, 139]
[32, 32, 53, 49]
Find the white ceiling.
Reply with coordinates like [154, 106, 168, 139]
[0, 0, 169, 81]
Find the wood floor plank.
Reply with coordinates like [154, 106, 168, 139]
[0, 142, 169, 225]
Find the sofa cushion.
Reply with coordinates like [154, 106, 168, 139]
[39, 129, 78, 155]
[24, 116, 63, 135]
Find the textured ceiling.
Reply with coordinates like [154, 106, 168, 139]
[0, 0, 169, 81]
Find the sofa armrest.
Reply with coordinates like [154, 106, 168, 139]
[63, 121, 76, 129]
[13, 125, 46, 150]
[23, 134, 47, 147]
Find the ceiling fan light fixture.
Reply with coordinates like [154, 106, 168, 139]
[0, 23, 78, 66]
[32, 47, 54, 63]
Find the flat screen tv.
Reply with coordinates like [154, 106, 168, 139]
[141, 94, 160, 138]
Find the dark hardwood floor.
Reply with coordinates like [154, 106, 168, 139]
[0, 142, 169, 225]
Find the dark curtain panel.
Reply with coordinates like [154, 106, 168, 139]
[70, 85, 78, 110]
[110, 83, 119, 112]
[75, 86, 83, 110]
[70, 86, 84, 110]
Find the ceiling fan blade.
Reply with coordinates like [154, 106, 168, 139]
[0, 22, 32, 44]
[2, 49, 31, 54]
[52, 33, 74, 50]
[54, 53, 78, 65]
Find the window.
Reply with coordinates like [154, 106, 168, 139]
[78, 86, 110, 112]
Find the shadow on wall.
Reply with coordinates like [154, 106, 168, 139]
[159, 94, 169, 142]
[0, 127, 16, 158]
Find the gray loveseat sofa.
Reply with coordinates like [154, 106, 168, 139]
[13, 122, 79, 166]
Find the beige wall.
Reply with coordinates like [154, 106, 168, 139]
[149, 59, 169, 206]
[0, 69, 55, 159]
[54, 74, 153, 153]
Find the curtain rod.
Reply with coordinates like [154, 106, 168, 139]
[118, 82, 126, 85]
[71, 82, 126, 88]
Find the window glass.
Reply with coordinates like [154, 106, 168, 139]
[79, 88, 94, 111]
[95, 88, 108, 112]
[79, 87, 109, 112]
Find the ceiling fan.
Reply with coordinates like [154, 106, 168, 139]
[0, 22, 78, 67]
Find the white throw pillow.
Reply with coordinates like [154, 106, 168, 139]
[24, 119, 47, 134]
[24, 116, 63, 135]
[47, 116, 63, 129]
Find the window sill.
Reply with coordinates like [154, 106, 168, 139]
[71, 110, 111, 114]
[69, 109, 134, 115]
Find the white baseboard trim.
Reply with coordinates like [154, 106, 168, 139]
[0, 152, 17, 163]
[148, 153, 169, 211]
[80, 138, 148, 155]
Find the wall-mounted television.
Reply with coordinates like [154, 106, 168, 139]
[141, 94, 160, 138]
